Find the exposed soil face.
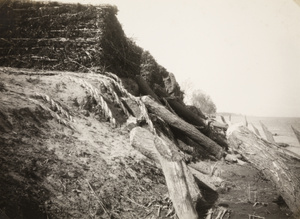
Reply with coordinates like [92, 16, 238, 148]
[0, 67, 297, 219]
[0, 68, 171, 219]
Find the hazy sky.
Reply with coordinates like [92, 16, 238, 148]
[41, 0, 300, 117]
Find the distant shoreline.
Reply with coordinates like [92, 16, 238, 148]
[217, 113, 300, 119]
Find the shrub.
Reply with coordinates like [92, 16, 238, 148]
[191, 89, 217, 115]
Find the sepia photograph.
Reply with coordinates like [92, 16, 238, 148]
[0, 0, 300, 218]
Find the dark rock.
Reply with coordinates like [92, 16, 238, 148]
[163, 73, 183, 98]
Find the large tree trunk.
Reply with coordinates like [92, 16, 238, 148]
[167, 100, 228, 133]
[186, 105, 206, 120]
[141, 96, 224, 159]
[154, 135, 199, 219]
[130, 127, 201, 219]
[166, 98, 207, 129]
[153, 84, 169, 98]
[135, 76, 162, 104]
[227, 124, 300, 214]
[130, 127, 223, 191]
[166, 99, 228, 148]
[130, 127, 161, 164]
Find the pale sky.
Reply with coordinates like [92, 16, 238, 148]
[40, 0, 300, 117]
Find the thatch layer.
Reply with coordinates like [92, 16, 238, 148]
[0, 1, 183, 98]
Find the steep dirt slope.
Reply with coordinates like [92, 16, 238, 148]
[0, 67, 174, 219]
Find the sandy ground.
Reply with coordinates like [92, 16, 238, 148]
[0, 67, 297, 219]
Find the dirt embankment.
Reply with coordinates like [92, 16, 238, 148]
[0, 68, 295, 219]
[0, 68, 173, 219]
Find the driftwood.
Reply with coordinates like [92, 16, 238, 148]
[174, 130, 212, 160]
[162, 98, 178, 115]
[260, 121, 276, 144]
[186, 105, 206, 120]
[121, 97, 142, 118]
[135, 75, 161, 104]
[130, 127, 201, 219]
[171, 101, 227, 132]
[165, 99, 227, 148]
[220, 115, 227, 125]
[154, 135, 199, 219]
[227, 124, 300, 214]
[291, 125, 300, 144]
[207, 130, 228, 149]
[210, 120, 228, 130]
[130, 127, 223, 191]
[188, 162, 223, 191]
[244, 116, 248, 127]
[250, 123, 261, 136]
[153, 83, 169, 98]
[141, 96, 224, 159]
[166, 98, 207, 128]
[130, 127, 160, 164]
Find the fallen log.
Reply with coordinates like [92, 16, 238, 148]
[141, 96, 224, 159]
[220, 115, 227, 125]
[166, 98, 207, 128]
[173, 129, 212, 160]
[130, 127, 161, 164]
[153, 83, 169, 98]
[186, 105, 206, 120]
[207, 130, 228, 149]
[130, 127, 223, 190]
[227, 124, 300, 214]
[166, 99, 227, 148]
[154, 135, 200, 219]
[121, 97, 141, 118]
[162, 98, 178, 115]
[135, 75, 161, 104]
[210, 120, 228, 130]
[250, 123, 261, 136]
[260, 121, 276, 144]
[130, 127, 201, 219]
[244, 116, 248, 127]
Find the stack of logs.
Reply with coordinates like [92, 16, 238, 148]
[128, 75, 300, 218]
